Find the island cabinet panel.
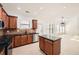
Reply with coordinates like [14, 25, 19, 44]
[39, 37, 45, 51]
[27, 34, 33, 44]
[44, 39, 53, 55]
[39, 36, 61, 55]
[21, 35, 28, 45]
[53, 39, 61, 55]
[14, 36, 21, 47]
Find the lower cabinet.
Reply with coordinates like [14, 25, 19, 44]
[27, 34, 33, 44]
[53, 40, 61, 55]
[39, 36, 61, 55]
[21, 35, 28, 45]
[44, 39, 53, 55]
[14, 36, 21, 47]
[12, 34, 33, 48]
[39, 36, 45, 51]
[12, 37, 15, 48]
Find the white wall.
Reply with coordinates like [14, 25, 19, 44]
[16, 15, 79, 36]
[3, 3, 79, 35]
[17, 15, 32, 29]
[65, 16, 79, 35]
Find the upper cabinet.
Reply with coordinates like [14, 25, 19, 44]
[9, 16, 17, 29]
[32, 20, 37, 29]
[2, 9, 9, 28]
[0, 7, 2, 19]
[0, 4, 17, 29]
[0, 6, 9, 29]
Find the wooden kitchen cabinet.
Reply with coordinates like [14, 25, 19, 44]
[39, 36, 61, 55]
[32, 20, 37, 29]
[39, 36, 45, 51]
[0, 5, 17, 29]
[44, 39, 53, 55]
[9, 16, 17, 29]
[53, 40, 61, 55]
[14, 36, 21, 47]
[27, 34, 33, 44]
[0, 7, 2, 19]
[2, 13, 9, 28]
[0, 7, 9, 29]
[21, 35, 28, 45]
[11, 34, 33, 48]
[11, 37, 15, 48]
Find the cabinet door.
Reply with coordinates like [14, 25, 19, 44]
[44, 39, 53, 55]
[11, 37, 15, 48]
[39, 36, 45, 51]
[4, 15, 9, 28]
[32, 20, 37, 29]
[9, 16, 17, 28]
[21, 35, 28, 45]
[53, 39, 61, 55]
[27, 35, 32, 44]
[14, 36, 21, 47]
[0, 8, 9, 29]
[0, 7, 2, 19]
[2, 10, 7, 28]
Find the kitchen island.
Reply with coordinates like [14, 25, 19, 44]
[39, 35, 61, 55]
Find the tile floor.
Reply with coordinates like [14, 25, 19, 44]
[12, 42, 45, 55]
[12, 35, 79, 55]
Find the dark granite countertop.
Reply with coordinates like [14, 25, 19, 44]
[4, 31, 38, 36]
[39, 35, 61, 41]
[0, 29, 39, 36]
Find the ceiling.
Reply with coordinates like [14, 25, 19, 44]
[2, 3, 79, 21]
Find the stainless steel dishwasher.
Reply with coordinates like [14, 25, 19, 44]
[33, 33, 39, 42]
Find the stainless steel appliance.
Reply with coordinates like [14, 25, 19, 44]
[33, 33, 39, 42]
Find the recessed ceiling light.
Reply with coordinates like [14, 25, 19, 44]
[64, 6, 67, 9]
[40, 7, 43, 10]
[17, 7, 21, 10]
